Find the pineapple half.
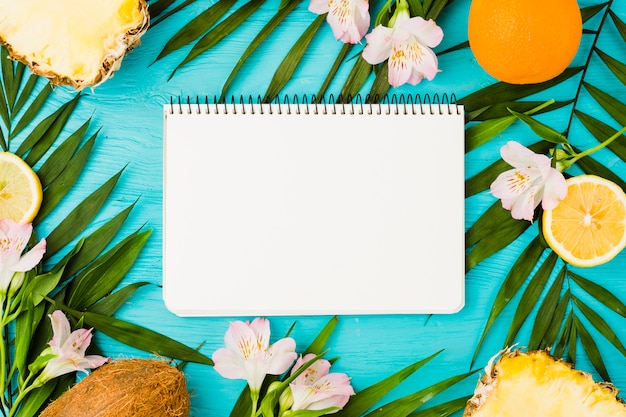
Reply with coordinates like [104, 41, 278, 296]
[0, 0, 149, 90]
[464, 349, 626, 417]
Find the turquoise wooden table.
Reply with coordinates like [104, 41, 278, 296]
[29, 0, 626, 415]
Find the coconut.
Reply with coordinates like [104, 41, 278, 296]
[39, 358, 190, 417]
[0, 0, 149, 90]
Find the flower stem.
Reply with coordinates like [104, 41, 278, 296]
[6, 376, 38, 417]
[250, 390, 259, 417]
[566, 125, 626, 166]
[0, 300, 9, 411]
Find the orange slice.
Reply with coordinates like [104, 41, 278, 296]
[542, 175, 626, 267]
[0, 152, 43, 223]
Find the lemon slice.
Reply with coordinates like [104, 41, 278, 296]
[542, 175, 626, 267]
[0, 152, 43, 223]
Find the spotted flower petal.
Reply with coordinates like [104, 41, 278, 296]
[0, 219, 46, 295]
[491, 141, 568, 221]
[362, 9, 443, 87]
[289, 353, 354, 413]
[213, 318, 297, 392]
[36, 311, 109, 384]
[309, 0, 370, 44]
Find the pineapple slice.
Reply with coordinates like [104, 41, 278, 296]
[465, 350, 626, 417]
[0, 0, 149, 90]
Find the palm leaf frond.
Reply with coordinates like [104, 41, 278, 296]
[0, 45, 212, 414]
[151, 0, 454, 100]
[466, 2, 626, 380]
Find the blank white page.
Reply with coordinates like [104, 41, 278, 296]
[163, 99, 465, 316]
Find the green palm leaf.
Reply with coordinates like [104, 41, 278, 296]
[465, 2, 626, 380]
[152, 0, 453, 99]
[0, 44, 212, 414]
[264, 15, 326, 100]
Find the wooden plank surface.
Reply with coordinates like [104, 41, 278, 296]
[33, 0, 626, 415]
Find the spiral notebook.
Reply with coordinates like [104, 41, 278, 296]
[163, 95, 465, 316]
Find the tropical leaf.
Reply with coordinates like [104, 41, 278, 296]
[464, 2, 626, 380]
[470, 237, 545, 367]
[0, 38, 213, 415]
[170, 0, 268, 80]
[528, 267, 566, 350]
[336, 351, 443, 416]
[152, 0, 454, 99]
[363, 371, 475, 417]
[569, 271, 626, 318]
[221, 0, 302, 97]
[264, 15, 326, 100]
[503, 251, 558, 348]
[408, 396, 471, 417]
[574, 316, 610, 381]
[57, 304, 214, 365]
[153, 0, 238, 63]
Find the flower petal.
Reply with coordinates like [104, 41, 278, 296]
[540, 168, 568, 210]
[12, 238, 46, 272]
[387, 41, 413, 87]
[266, 337, 297, 375]
[508, 185, 539, 221]
[243, 355, 270, 391]
[490, 168, 537, 200]
[404, 17, 443, 48]
[325, 0, 370, 44]
[224, 320, 261, 359]
[500, 141, 543, 169]
[83, 354, 110, 368]
[60, 328, 93, 356]
[248, 317, 270, 350]
[213, 347, 247, 380]
[291, 385, 317, 411]
[362, 25, 394, 64]
[308, 0, 329, 14]
[407, 41, 439, 84]
[49, 310, 71, 349]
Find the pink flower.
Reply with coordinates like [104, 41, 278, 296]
[0, 219, 46, 296]
[490, 141, 568, 222]
[309, 0, 370, 44]
[213, 318, 297, 393]
[35, 311, 109, 384]
[362, 4, 443, 87]
[289, 354, 354, 413]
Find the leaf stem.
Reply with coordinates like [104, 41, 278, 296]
[565, 125, 626, 167]
[564, 0, 613, 137]
[6, 373, 38, 417]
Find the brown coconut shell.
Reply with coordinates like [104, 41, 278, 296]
[40, 358, 190, 417]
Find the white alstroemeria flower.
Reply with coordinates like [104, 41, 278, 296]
[309, 0, 370, 44]
[362, 2, 443, 87]
[490, 141, 568, 222]
[289, 353, 354, 413]
[212, 318, 297, 393]
[0, 219, 46, 298]
[35, 311, 109, 385]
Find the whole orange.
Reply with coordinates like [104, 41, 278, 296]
[468, 0, 582, 84]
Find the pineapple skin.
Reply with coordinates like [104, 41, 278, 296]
[464, 349, 626, 417]
[0, 0, 149, 90]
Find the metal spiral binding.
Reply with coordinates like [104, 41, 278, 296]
[169, 93, 462, 116]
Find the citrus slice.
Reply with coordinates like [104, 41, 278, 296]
[542, 175, 626, 267]
[0, 152, 43, 223]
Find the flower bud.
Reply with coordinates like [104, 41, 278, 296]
[388, 0, 410, 28]
[8, 271, 25, 299]
[278, 386, 294, 414]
